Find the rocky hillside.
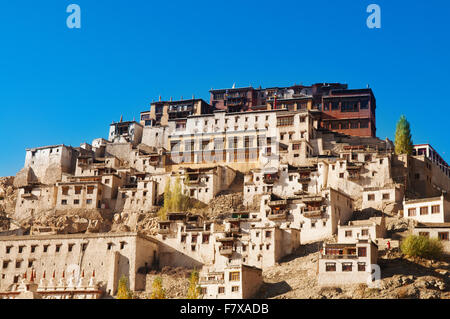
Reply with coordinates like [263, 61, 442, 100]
[257, 245, 449, 299]
[0, 177, 17, 231]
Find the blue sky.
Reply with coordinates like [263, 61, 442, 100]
[0, 0, 449, 176]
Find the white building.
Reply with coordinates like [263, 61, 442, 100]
[403, 195, 450, 223]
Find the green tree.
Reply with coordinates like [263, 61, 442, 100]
[186, 269, 201, 299]
[116, 275, 133, 299]
[150, 276, 166, 299]
[158, 176, 191, 220]
[400, 235, 443, 260]
[394, 115, 413, 155]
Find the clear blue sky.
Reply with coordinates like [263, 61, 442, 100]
[0, 0, 449, 176]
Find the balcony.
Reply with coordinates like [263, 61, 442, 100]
[320, 254, 358, 260]
[219, 246, 233, 256]
[268, 199, 287, 207]
[21, 193, 34, 199]
[199, 278, 225, 285]
[301, 196, 323, 204]
[303, 210, 323, 218]
[267, 210, 288, 220]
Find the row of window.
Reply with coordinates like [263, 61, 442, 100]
[200, 285, 239, 295]
[323, 120, 370, 130]
[418, 231, 449, 241]
[325, 262, 366, 272]
[3, 242, 127, 255]
[367, 193, 391, 201]
[407, 205, 440, 216]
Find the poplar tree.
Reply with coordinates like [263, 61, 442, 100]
[150, 276, 166, 299]
[186, 269, 201, 299]
[394, 115, 413, 155]
[116, 275, 133, 299]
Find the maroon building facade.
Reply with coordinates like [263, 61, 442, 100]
[320, 88, 376, 137]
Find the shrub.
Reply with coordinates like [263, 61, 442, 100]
[400, 235, 443, 260]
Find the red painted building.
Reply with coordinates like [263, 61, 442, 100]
[210, 83, 377, 137]
[321, 88, 376, 137]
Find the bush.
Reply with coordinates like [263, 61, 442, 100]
[400, 235, 443, 260]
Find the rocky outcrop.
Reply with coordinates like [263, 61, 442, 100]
[0, 177, 17, 231]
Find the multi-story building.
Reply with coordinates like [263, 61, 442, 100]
[0, 232, 159, 296]
[337, 216, 386, 243]
[413, 144, 450, 178]
[403, 194, 450, 223]
[199, 264, 262, 299]
[317, 239, 378, 286]
[321, 88, 376, 137]
[141, 98, 215, 127]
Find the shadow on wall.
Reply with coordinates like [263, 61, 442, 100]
[157, 240, 204, 269]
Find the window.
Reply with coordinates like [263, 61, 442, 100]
[43, 245, 49, 253]
[438, 232, 449, 241]
[277, 116, 294, 126]
[16, 260, 22, 268]
[86, 199, 92, 205]
[68, 244, 75, 252]
[342, 263, 353, 272]
[345, 230, 352, 237]
[382, 193, 390, 200]
[31, 245, 37, 253]
[418, 232, 429, 238]
[74, 199, 80, 205]
[311, 222, 316, 228]
[120, 242, 126, 250]
[55, 245, 62, 253]
[62, 187, 69, 195]
[420, 207, 428, 215]
[361, 229, 369, 236]
[230, 272, 240, 281]
[82, 243, 88, 251]
[87, 186, 94, 195]
[232, 286, 239, 292]
[201, 287, 207, 295]
[358, 247, 367, 257]
[358, 263, 366, 272]
[28, 260, 34, 268]
[266, 231, 272, 238]
[18, 246, 25, 254]
[326, 263, 336, 272]
[61, 200, 68, 205]
[368, 194, 375, 201]
[6, 246, 12, 254]
[408, 208, 416, 216]
[431, 205, 440, 214]
[75, 186, 82, 195]
[3, 261, 9, 269]
[339, 173, 344, 178]
[218, 287, 225, 294]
